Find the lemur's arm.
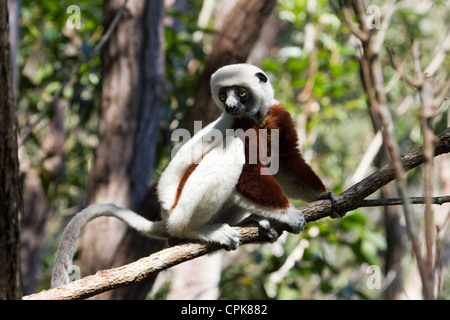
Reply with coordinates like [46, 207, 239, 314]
[264, 104, 326, 200]
[265, 104, 344, 218]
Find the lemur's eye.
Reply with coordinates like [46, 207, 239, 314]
[237, 88, 248, 99]
[219, 93, 226, 101]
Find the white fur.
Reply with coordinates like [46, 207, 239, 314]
[164, 134, 245, 241]
[157, 114, 234, 214]
[229, 192, 305, 233]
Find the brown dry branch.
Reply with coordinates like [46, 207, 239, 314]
[23, 126, 450, 300]
[335, 0, 450, 299]
[359, 196, 450, 207]
[386, 37, 450, 299]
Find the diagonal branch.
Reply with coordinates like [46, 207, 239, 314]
[23, 127, 450, 300]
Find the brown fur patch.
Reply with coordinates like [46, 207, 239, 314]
[232, 116, 290, 209]
[263, 104, 326, 194]
[171, 162, 200, 210]
[232, 103, 326, 208]
[236, 161, 290, 209]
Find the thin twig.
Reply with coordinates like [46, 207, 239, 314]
[386, 45, 420, 89]
[341, 4, 369, 42]
[367, 8, 422, 272]
[359, 196, 450, 207]
[424, 31, 450, 77]
[372, 0, 396, 55]
[414, 39, 438, 298]
[433, 77, 450, 110]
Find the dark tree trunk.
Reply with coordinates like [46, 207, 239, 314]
[0, 0, 22, 300]
[77, 0, 166, 299]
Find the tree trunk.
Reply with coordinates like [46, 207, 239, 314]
[0, 0, 22, 300]
[78, 0, 166, 299]
[247, 10, 290, 66]
[7, 0, 45, 296]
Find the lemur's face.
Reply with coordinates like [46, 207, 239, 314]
[210, 64, 275, 119]
[218, 86, 253, 116]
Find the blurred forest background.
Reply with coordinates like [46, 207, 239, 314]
[4, 0, 450, 299]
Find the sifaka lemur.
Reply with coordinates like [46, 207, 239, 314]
[51, 63, 342, 288]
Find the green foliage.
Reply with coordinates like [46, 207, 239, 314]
[19, 1, 103, 291]
[155, 1, 211, 178]
[19, 0, 102, 211]
[19, 0, 449, 299]
[221, 0, 449, 300]
[220, 210, 387, 299]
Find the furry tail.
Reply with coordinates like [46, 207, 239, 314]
[51, 203, 167, 288]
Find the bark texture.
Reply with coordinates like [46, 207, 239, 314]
[0, 0, 22, 300]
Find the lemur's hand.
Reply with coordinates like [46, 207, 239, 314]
[319, 191, 346, 219]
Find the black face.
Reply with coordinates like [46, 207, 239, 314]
[218, 86, 253, 116]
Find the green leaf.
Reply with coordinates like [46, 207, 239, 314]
[360, 240, 378, 265]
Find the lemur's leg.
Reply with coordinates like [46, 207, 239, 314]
[166, 136, 245, 249]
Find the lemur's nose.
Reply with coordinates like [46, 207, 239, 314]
[225, 104, 238, 114]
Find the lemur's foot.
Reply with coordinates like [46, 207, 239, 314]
[256, 218, 279, 242]
[319, 191, 346, 219]
[240, 215, 279, 242]
[280, 204, 306, 234]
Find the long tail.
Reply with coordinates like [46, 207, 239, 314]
[51, 203, 167, 288]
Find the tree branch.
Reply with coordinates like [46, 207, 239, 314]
[359, 196, 450, 207]
[23, 126, 450, 300]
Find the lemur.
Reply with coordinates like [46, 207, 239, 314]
[51, 64, 342, 288]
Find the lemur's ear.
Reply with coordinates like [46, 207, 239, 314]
[255, 72, 268, 83]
